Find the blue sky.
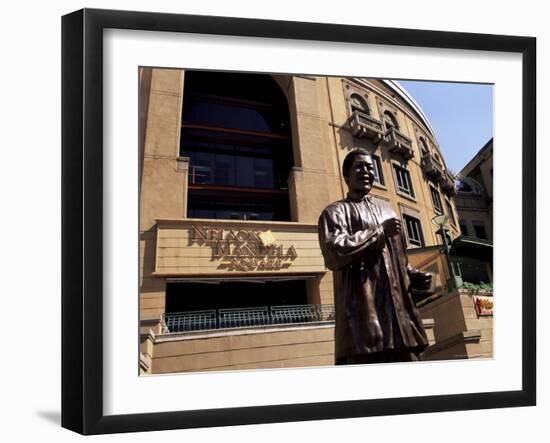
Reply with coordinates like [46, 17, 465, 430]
[397, 80, 493, 173]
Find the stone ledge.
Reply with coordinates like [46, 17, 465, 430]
[425, 329, 482, 355]
[154, 322, 335, 343]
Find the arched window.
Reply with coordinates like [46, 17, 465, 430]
[180, 71, 294, 221]
[419, 137, 429, 156]
[383, 111, 399, 130]
[350, 93, 369, 115]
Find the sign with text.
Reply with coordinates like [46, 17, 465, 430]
[192, 225, 298, 271]
[473, 295, 494, 316]
[154, 219, 325, 275]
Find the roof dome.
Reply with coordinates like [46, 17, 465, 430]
[455, 177, 486, 195]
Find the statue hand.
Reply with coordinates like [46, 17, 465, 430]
[367, 318, 384, 348]
[409, 268, 432, 291]
[381, 217, 402, 237]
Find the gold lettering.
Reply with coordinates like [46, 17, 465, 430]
[224, 230, 237, 241]
[286, 245, 298, 260]
[242, 242, 257, 257]
[192, 226, 298, 271]
[249, 231, 262, 242]
[214, 240, 231, 258]
[210, 228, 223, 241]
[269, 245, 283, 257]
[236, 230, 249, 242]
[193, 225, 209, 242]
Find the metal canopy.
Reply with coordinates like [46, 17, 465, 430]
[452, 235, 493, 261]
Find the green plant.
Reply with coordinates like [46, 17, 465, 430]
[461, 281, 493, 294]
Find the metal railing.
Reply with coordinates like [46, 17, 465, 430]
[349, 110, 384, 140]
[384, 127, 413, 159]
[219, 306, 270, 329]
[440, 171, 456, 195]
[162, 304, 335, 333]
[163, 309, 217, 333]
[421, 154, 444, 181]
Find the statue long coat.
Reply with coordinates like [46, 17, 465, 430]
[318, 194, 429, 362]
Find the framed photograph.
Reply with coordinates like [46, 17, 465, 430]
[61, 8, 536, 435]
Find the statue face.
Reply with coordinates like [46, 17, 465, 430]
[345, 154, 375, 195]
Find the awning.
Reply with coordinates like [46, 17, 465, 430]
[452, 235, 493, 261]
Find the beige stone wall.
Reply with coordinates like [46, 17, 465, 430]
[457, 207, 493, 240]
[139, 68, 187, 319]
[147, 319, 436, 374]
[462, 293, 493, 358]
[286, 76, 342, 224]
[456, 140, 493, 240]
[150, 325, 335, 373]
[420, 290, 493, 360]
[139, 70, 186, 230]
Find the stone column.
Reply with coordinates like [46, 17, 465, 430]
[139, 68, 186, 320]
[286, 76, 341, 224]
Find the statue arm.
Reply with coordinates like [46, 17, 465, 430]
[318, 206, 385, 271]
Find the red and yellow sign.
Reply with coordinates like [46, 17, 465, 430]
[473, 295, 494, 316]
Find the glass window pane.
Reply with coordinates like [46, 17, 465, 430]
[235, 156, 254, 187]
[254, 158, 274, 188]
[446, 201, 456, 225]
[404, 215, 422, 247]
[214, 153, 235, 186]
[185, 101, 275, 133]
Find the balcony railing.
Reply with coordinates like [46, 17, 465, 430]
[349, 110, 384, 141]
[162, 304, 335, 333]
[384, 127, 414, 159]
[440, 171, 456, 196]
[421, 154, 444, 182]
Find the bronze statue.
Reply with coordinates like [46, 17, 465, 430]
[318, 149, 432, 365]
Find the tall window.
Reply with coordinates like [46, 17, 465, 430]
[371, 154, 384, 186]
[393, 165, 415, 197]
[446, 199, 456, 225]
[383, 111, 399, 130]
[403, 215, 424, 247]
[419, 137, 429, 156]
[181, 71, 293, 221]
[473, 221, 488, 240]
[430, 185, 443, 214]
[350, 93, 369, 114]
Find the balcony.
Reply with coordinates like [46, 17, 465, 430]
[384, 127, 414, 159]
[349, 110, 384, 141]
[421, 154, 444, 182]
[162, 304, 336, 333]
[441, 171, 457, 196]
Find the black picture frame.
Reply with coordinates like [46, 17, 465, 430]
[61, 8, 536, 435]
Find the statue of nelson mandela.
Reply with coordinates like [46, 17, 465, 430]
[318, 148, 432, 365]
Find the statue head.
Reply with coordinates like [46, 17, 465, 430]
[342, 148, 375, 195]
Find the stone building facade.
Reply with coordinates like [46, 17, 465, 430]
[455, 138, 493, 242]
[452, 138, 494, 284]
[138, 68, 467, 374]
